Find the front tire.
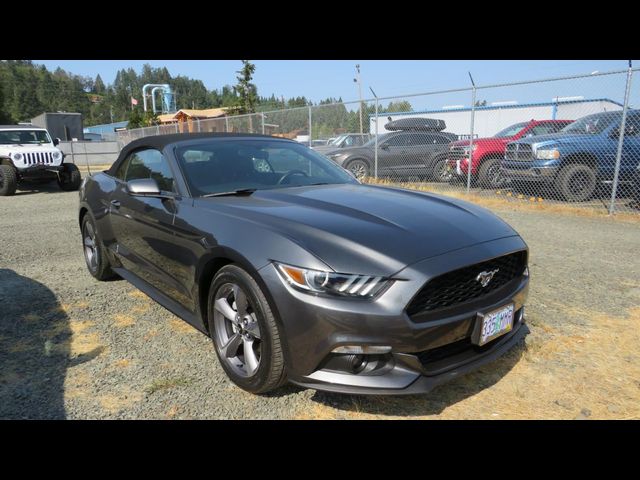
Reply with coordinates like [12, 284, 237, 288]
[477, 158, 506, 189]
[344, 159, 370, 180]
[208, 265, 286, 394]
[81, 214, 116, 281]
[0, 164, 18, 196]
[57, 163, 82, 191]
[554, 164, 597, 202]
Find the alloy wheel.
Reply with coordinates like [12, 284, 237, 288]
[213, 282, 262, 377]
[83, 221, 99, 272]
[568, 171, 591, 198]
[347, 160, 369, 180]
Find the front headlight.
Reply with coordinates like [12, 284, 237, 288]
[52, 151, 62, 161]
[536, 148, 560, 160]
[275, 262, 392, 298]
[11, 153, 23, 161]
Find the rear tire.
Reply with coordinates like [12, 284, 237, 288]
[81, 214, 116, 281]
[208, 265, 286, 394]
[477, 158, 506, 189]
[57, 163, 82, 191]
[431, 158, 452, 182]
[0, 164, 18, 196]
[554, 164, 597, 202]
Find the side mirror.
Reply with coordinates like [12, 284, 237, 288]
[380, 143, 389, 150]
[53, 138, 60, 146]
[127, 178, 162, 196]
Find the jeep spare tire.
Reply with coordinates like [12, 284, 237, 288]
[57, 163, 82, 191]
[0, 164, 18, 196]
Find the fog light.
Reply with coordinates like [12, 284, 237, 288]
[332, 345, 392, 354]
[348, 354, 367, 373]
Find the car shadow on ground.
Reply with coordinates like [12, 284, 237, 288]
[308, 339, 526, 418]
[0, 269, 100, 419]
[14, 181, 62, 196]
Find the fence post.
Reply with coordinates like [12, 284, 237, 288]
[308, 106, 312, 147]
[69, 140, 75, 165]
[374, 97, 379, 179]
[261, 113, 265, 135]
[466, 74, 477, 194]
[197, 119, 201, 132]
[225, 116, 229, 133]
[609, 63, 634, 215]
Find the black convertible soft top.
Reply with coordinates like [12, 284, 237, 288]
[108, 132, 292, 176]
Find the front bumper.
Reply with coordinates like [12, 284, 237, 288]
[17, 164, 63, 178]
[259, 235, 530, 395]
[501, 161, 559, 183]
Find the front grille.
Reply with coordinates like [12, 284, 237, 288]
[505, 143, 533, 161]
[24, 152, 55, 165]
[406, 251, 527, 316]
[448, 146, 467, 161]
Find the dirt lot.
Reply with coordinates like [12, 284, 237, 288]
[1, 177, 639, 419]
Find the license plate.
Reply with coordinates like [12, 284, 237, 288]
[475, 303, 514, 346]
[456, 159, 462, 175]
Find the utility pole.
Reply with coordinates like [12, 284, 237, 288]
[354, 64, 363, 135]
[110, 105, 114, 123]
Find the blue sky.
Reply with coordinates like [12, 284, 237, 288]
[33, 60, 638, 109]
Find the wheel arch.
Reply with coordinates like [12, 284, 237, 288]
[195, 248, 293, 369]
[562, 152, 598, 169]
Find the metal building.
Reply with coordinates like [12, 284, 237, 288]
[370, 98, 624, 138]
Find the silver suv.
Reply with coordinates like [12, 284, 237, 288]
[0, 125, 81, 196]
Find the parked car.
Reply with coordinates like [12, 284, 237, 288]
[326, 121, 457, 180]
[312, 133, 372, 154]
[447, 119, 572, 188]
[79, 132, 530, 395]
[0, 125, 81, 196]
[502, 110, 640, 202]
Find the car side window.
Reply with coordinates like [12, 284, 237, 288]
[125, 148, 176, 193]
[114, 155, 131, 180]
[385, 135, 409, 147]
[624, 116, 640, 137]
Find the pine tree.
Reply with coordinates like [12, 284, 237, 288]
[94, 74, 106, 95]
[234, 60, 257, 114]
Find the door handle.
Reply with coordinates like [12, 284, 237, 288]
[110, 200, 121, 209]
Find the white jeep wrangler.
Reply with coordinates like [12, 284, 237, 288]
[0, 125, 81, 196]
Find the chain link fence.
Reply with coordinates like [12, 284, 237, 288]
[118, 66, 640, 215]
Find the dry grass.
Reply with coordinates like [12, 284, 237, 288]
[113, 314, 135, 328]
[366, 179, 640, 223]
[169, 317, 197, 334]
[98, 389, 143, 414]
[145, 376, 193, 394]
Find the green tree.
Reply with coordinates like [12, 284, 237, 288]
[94, 74, 106, 95]
[127, 107, 144, 129]
[233, 60, 257, 114]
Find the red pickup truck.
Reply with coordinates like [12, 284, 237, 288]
[447, 119, 573, 188]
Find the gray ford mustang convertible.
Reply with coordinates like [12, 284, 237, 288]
[78, 133, 529, 395]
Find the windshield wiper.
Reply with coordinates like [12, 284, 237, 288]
[201, 188, 257, 198]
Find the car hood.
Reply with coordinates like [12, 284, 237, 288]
[510, 132, 593, 146]
[451, 137, 511, 149]
[198, 184, 519, 276]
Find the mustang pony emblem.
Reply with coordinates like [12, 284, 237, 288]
[476, 269, 499, 287]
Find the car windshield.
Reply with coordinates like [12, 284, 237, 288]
[0, 129, 52, 145]
[330, 134, 347, 145]
[560, 112, 620, 135]
[175, 139, 358, 197]
[494, 122, 528, 138]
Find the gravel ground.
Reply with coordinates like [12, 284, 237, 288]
[1, 178, 639, 419]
